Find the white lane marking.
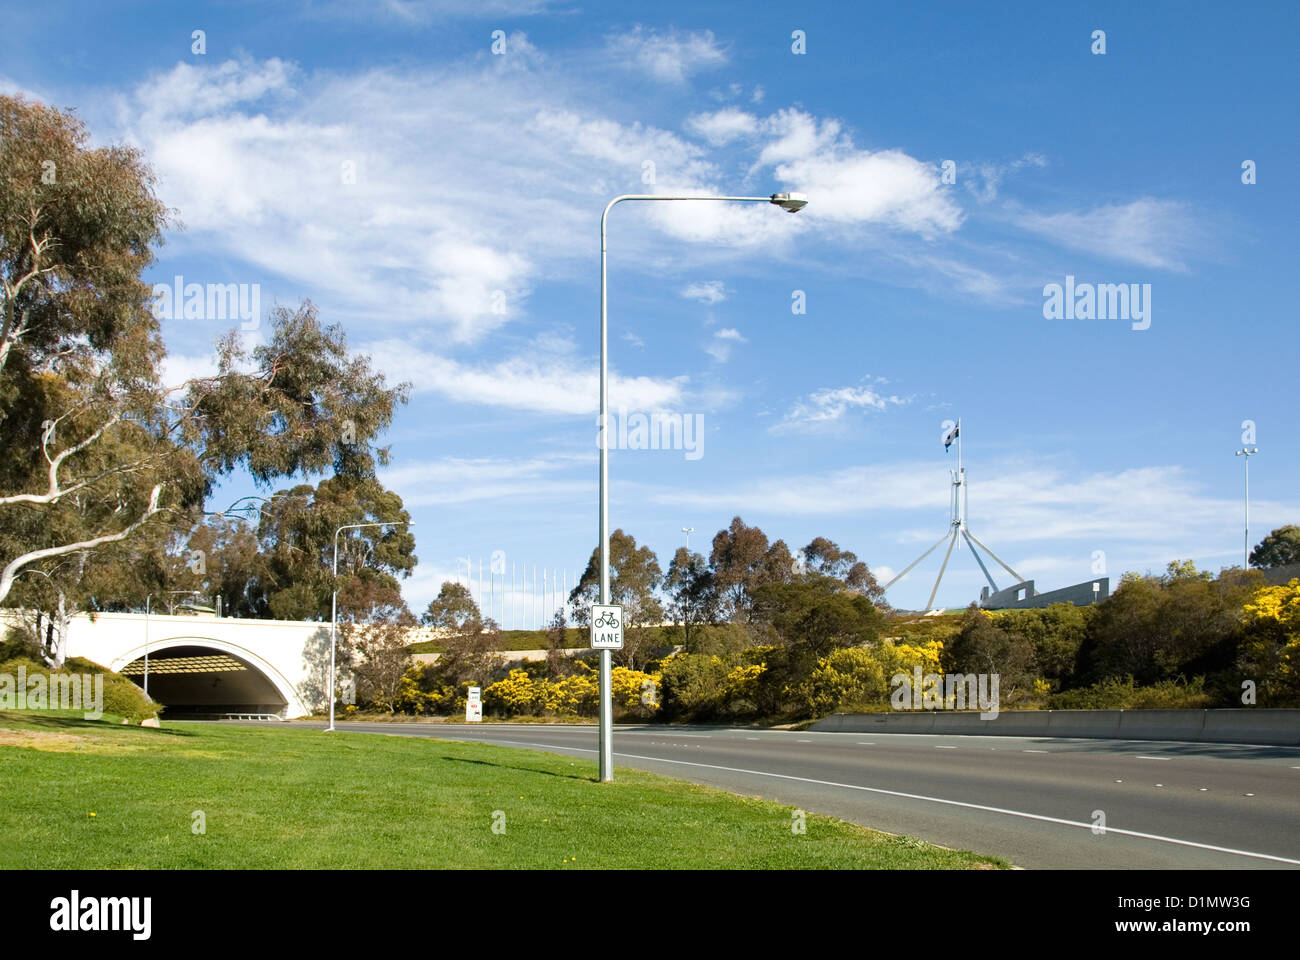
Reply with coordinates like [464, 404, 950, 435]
[1023, 749, 1049, 753]
[857, 742, 875, 745]
[747, 737, 761, 741]
[797, 739, 812, 743]
[452, 736, 1300, 867]
[1137, 756, 1172, 761]
[935, 745, 957, 749]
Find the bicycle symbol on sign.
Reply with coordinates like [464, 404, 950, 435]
[593, 610, 621, 630]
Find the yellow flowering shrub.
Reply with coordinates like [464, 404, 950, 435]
[1239, 579, 1300, 703]
[484, 669, 544, 715]
[722, 663, 765, 703]
[611, 666, 660, 714]
[877, 639, 944, 678]
[545, 670, 599, 716]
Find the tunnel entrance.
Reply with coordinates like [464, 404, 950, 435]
[118, 645, 289, 718]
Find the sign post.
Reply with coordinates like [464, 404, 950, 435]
[590, 604, 623, 780]
[466, 685, 482, 722]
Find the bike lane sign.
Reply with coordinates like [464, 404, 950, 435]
[590, 604, 624, 650]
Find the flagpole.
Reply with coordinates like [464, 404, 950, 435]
[957, 417, 966, 528]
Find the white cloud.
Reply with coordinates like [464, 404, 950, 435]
[774, 380, 909, 431]
[364, 339, 686, 415]
[382, 454, 589, 506]
[685, 108, 758, 146]
[303, 1, 557, 23]
[755, 110, 963, 235]
[606, 27, 728, 84]
[703, 327, 746, 362]
[681, 280, 729, 304]
[113, 55, 738, 347]
[1015, 197, 1199, 271]
[650, 459, 1291, 574]
[966, 152, 1047, 203]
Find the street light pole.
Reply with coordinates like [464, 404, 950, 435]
[328, 519, 412, 732]
[598, 191, 806, 782]
[682, 527, 694, 551]
[1235, 447, 1259, 568]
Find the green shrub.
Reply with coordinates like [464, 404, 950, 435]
[0, 657, 159, 722]
[0, 628, 41, 662]
[1048, 676, 1212, 710]
[657, 653, 730, 720]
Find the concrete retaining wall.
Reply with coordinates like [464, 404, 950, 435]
[811, 709, 1300, 746]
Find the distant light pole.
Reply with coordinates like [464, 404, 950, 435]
[328, 519, 412, 732]
[143, 595, 150, 699]
[597, 191, 807, 781]
[682, 527, 694, 551]
[1235, 447, 1259, 568]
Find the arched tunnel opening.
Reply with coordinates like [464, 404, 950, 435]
[118, 645, 289, 718]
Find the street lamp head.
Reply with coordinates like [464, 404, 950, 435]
[770, 192, 808, 213]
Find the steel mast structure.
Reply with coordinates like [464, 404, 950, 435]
[881, 419, 1025, 611]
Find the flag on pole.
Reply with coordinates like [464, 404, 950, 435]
[943, 422, 960, 451]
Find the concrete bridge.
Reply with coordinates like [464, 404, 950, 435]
[51, 611, 335, 719]
[3, 611, 555, 719]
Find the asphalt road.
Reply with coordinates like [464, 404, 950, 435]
[216, 721, 1300, 869]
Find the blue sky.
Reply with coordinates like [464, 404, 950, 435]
[4, 0, 1297, 620]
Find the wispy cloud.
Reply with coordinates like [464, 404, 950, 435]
[365, 339, 686, 415]
[650, 458, 1289, 563]
[681, 280, 729, 304]
[703, 327, 746, 362]
[685, 107, 758, 146]
[773, 380, 909, 432]
[1014, 197, 1201, 271]
[382, 454, 589, 506]
[605, 26, 727, 84]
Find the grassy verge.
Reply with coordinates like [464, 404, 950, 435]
[409, 627, 590, 653]
[0, 711, 1004, 870]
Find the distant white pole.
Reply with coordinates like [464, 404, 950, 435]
[1236, 446, 1259, 567]
[143, 595, 150, 699]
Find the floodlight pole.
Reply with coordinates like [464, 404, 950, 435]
[328, 519, 411, 732]
[599, 192, 806, 782]
[1235, 447, 1258, 568]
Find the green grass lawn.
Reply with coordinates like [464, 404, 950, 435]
[0, 711, 1005, 869]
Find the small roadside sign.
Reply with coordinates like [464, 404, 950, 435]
[590, 604, 624, 650]
[466, 686, 482, 722]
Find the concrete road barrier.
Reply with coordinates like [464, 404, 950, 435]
[812, 709, 1300, 745]
[1202, 709, 1300, 746]
[1047, 710, 1122, 739]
